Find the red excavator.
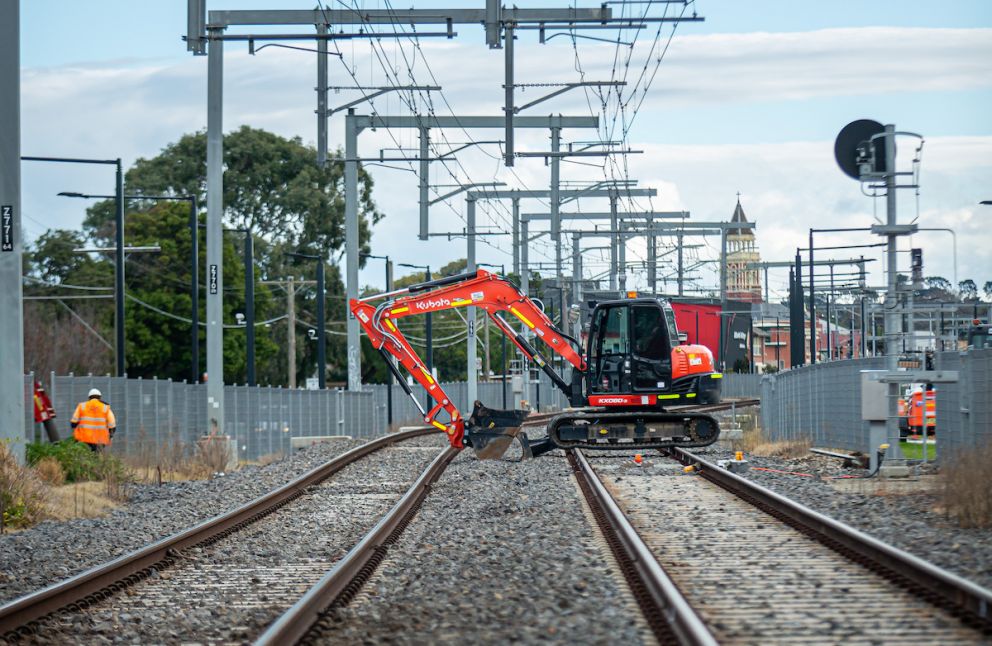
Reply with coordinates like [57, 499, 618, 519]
[350, 269, 723, 459]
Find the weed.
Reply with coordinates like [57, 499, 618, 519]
[942, 442, 992, 528]
[0, 443, 49, 531]
[34, 457, 65, 486]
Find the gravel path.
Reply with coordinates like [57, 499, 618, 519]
[0, 435, 438, 606]
[23, 437, 447, 644]
[690, 446, 992, 593]
[310, 451, 651, 645]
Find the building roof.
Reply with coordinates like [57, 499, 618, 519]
[728, 197, 752, 237]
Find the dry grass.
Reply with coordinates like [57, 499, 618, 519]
[740, 424, 812, 458]
[942, 442, 992, 529]
[34, 457, 65, 486]
[45, 481, 119, 521]
[0, 444, 49, 531]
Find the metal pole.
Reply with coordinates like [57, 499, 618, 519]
[245, 232, 255, 386]
[425, 267, 433, 374]
[520, 220, 530, 404]
[677, 231, 684, 297]
[646, 216, 656, 290]
[385, 259, 393, 425]
[764, 266, 769, 304]
[609, 195, 618, 291]
[882, 124, 904, 465]
[316, 22, 328, 167]
[0, 0, 24, 460]
[317, 260, 326, 389]
[189, 196, 199, 383]
[827, 264, 833, 361]
[419, 127, 430, 240]
[502, 332, 507, 409]
[504, 24, 515, 166]
[550, 127, 561, 280]
[719, 228, 727, 370]
[618, 223, 627, 292]
[572, 232, 581, 307]
[511, 198, 520, 276]
[115, 159, 125, 376]
[345, 110, 362, 390]
[467, 198, 478, 407]
[287, 277, 296, 388]
[808, 230, 816, 364]
[206, 29, 225, 435]
[775, 316, 781, 369]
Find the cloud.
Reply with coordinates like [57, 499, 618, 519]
[18, 26, 992, 296]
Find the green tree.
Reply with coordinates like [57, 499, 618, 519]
[72, 127, 384, 386]
[959, 279, 979, 302]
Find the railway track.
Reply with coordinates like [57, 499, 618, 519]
[519, 398, 759, 428]
[576, 447, 992, 644]
[0, 428, 445, 643]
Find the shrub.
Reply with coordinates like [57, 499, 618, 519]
[942, 442, 992, 529]
[0, 442, 49, 530]
[27, 440, 102, 482]
[26, 440, 131, 489]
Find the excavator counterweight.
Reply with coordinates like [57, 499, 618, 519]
[350, 269, 722, 460]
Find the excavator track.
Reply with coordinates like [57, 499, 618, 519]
[547, 409, 721, 451]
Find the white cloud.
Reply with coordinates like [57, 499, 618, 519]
[18, 26, 992, 296]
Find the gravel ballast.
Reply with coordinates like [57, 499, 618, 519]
[311, 450, 651, 645]
[693, 444, 992, 592]
[26, 436, 448, 644]
[0, 435, 436, 606]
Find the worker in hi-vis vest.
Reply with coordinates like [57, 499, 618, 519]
[70, 388, 117, 451]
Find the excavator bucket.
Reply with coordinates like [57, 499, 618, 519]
[465, 401, 534, 460]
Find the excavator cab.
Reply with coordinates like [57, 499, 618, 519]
[587, 299, 677, 396]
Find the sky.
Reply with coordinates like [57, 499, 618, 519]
[18, 0, 992, 302]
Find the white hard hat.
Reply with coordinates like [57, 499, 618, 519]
[88, 388, 102, 398]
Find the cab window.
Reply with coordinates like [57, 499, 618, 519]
[632, 305, 667, 360]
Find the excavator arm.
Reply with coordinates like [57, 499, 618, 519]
[350, 269, 585, 449]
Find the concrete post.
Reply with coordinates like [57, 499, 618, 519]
[0, 0, 24, 460]
[345, 111, 362, 391]
[206, 30, 225, 436]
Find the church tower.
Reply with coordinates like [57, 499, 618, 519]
[726, 196, 762, 302]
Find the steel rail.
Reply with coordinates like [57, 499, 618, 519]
[0, 427, 436, 638]
[518, 398, 759, 427]
[674, 448, 992, 632]
[255, 445, 460, 645]
[568, 449, 718, 646]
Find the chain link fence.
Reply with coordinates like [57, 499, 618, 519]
[721, 373, 762, 400]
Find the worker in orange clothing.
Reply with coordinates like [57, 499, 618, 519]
[70, 388, 117, 451]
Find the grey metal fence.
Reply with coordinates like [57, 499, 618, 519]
[935, 349, 992, 458]
[760, 350, 992, 463]
[721, 373, 762, 400]
[23, 374, 377, 462]
[759, 357, 885, 452]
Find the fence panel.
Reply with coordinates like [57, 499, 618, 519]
[759, 358, 884, 453]
[722, 373, 762, 399]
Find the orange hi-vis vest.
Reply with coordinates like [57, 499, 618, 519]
[71, 399, 116, 445]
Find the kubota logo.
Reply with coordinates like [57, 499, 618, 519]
[415, 298, 450, 310]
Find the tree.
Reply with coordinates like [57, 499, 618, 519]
[70, 127, 385, 386]
[984, 280, 992, 302]
[958, 279, 979, 302]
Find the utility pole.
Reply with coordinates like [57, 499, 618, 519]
[0, 0, 24, 461]
[287, 278, 296, 388]
[881, 123, 904, 468]
[466, 196, 478, 407]
[206, 29, 224, 435]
